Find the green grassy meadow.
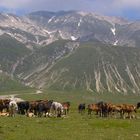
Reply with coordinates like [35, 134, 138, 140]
[0, 90, 139, 140]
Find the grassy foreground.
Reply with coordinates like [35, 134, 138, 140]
[0, 112, 140, 140]
[0, 90, 139, 140]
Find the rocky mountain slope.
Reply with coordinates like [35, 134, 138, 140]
[14, 41, 140, 95]
[0, 11, 140, 94]
[0, 11, 139, 48]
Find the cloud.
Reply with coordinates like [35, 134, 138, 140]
[0, 0, 139, 18]
[0, 0, 31, 9]
[0, 0, 92, 11]
[113, 0, 140, 8]
[0, 0, 140, 10]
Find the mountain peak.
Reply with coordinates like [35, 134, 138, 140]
[0, 10, 138, 48]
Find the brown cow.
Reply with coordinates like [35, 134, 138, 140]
[87, 104, 101, 116]
[95, 102, 108, 117]
[0, 99, 10, 113]
[62, 102, 70, 115]
[28, 99, 53, 117]
[106, 104, 123, 118]
[121, 104, 137, 119]
[28, 100, 44, 115]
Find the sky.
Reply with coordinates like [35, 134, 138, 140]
[0, 0, 139, 20]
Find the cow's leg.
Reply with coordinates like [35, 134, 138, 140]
[64, 109, 66, 115]
[88, 109, 92, 117]
[95, 110, 98, 115]
[120, 110, 124, 119]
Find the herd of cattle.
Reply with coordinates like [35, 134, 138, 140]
[79, 102, 140, 119]
[0, 99, 70, 118]
[0, 98, 140, 119]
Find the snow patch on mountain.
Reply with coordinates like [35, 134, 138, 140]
[77, 11, 88, 16]
[71, 36, 77, 41]
[43, 29, 56, 35]
[111, 27, 116, 36]
[113, 40, 118, 46]
[78, 19, 82, 27]
[48, 16, 55, 23]
[0, 11, 138, 48]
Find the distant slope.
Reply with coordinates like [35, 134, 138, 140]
[1, 35, 140, 94]
[24, 41, 140, 95]
[1, 11, 140, 95]
[1, 34, 140, 94]
[0, 34, 31, 74]
[0, 73, 29, 92]
[14, 40, 79, 87]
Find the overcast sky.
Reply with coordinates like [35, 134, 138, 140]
[0, 0, 139, 20]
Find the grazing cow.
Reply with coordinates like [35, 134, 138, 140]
[36, 102, 44, 117]
[36, 100, 53, 117]
[87, 104, 101, 116]
[78, 103, 86, 114]
[28, 100, 43, 115]
[137, 102, 140, 109]
[107, 104, 123, 118]
[9, 100, 18, 117]
[87, 102, 110, 117]
[121, 104, 137, 119]
[96, 101, 108, 117]
[62, 102, 70, 115]
[51, 102, 63, 117]
[0, 99, 10, 113]
[17, 101, 29, 115]
[114, 104, 125, 118]
[0, 100, 3, 112]
[3, 99, 10, 112]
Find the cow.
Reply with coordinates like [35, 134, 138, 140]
[121, 104, 137, 119]
[87, 102, 114, 117]
[95, 101, 108, 117]
[87, 103, 101, 116]
[27, 99, 53, 117]
[28, 100, 43, 115]
[62, 102, 70, 115]
[78, 103, 86, 115]
[0, 99, 10, 113]
[51, 102, 63, 117]
[17, 101, 29, 115]
[137, 102, 140, 109]
[9, 100, 18, 117]
[106, 104, 123, 118]
[36, 102, 45, 117]
[36, 100, 53, 117]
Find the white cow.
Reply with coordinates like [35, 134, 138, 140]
[51, 102, 63, 117]
[9, 99, 18, 117]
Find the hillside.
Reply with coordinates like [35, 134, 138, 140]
[14, 40, 79, 86]
[45, 42, 140, 94]
[0, 11, 140, 95]
[12, 41, 140, 95]
[0, 73, 29, 92]
[0, 11, 139, 48]
[0, 34, 31, 75]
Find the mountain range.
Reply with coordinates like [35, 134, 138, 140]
[0, 11, 140, 94]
